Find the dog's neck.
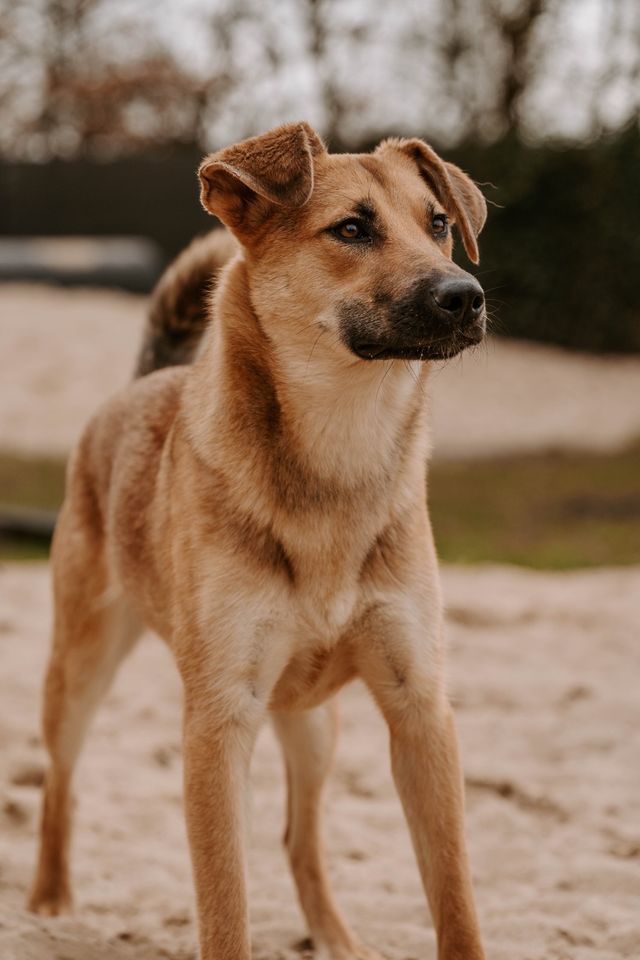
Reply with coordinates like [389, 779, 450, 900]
[184, 259, 431, 508]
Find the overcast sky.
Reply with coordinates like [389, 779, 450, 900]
[146, 0, 639, 146]
[1, 0, 638, 158]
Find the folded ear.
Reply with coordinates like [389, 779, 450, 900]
[377, 138, 487, 263]
[198, 122, 326, 240]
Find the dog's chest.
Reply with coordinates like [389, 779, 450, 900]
[296, 575, 359, 636]
[267, 555, 367, 712]
[283, 519, 375, 637]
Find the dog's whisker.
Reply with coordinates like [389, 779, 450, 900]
[305, 329, 327, 372]
[374, 359, 395, 412]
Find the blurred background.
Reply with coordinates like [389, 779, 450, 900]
[2, 8, 640, 959]
[1, 0, 640, 564]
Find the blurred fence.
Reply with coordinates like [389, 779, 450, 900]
[0, 147, 210, 265]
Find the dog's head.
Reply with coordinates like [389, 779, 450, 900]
[199, 122, 487, 363]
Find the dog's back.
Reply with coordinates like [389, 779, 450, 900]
[51, 229, 238, 627]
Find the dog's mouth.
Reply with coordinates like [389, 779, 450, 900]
[350, 326, 484, 362]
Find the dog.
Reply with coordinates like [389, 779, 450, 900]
[28, 122, 488, 960]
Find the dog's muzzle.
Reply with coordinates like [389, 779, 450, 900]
[341, 274, 486, 361]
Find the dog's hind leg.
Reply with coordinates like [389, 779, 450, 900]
[272, 702, 382, 960]
[28, 534, 141, 916]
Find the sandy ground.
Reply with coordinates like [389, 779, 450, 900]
[1, 284, 639, 959]
[2, 283, 640, 459]
[1, 563, 639, 960]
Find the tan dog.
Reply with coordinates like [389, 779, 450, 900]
[29, 122, 488, 960]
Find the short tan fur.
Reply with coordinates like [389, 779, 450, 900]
[29, 122, 488, 960]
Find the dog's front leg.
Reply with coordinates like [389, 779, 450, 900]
[354, 600, 485, 960]
[178, 602, 294, 960]
[182, 693, 259, 960]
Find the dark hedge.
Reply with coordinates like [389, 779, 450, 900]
[449, 126, 640, 353]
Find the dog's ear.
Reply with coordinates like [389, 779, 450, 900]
[377, 138, 487, 264]
[198, 123, 326, 240]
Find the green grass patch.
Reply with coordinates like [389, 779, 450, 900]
[0, 451, 66, 511]
[1, 445, 639, 568]
[429, 442, 640, 569]
[0, 451, 65, 562]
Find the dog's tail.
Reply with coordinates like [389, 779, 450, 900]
[134, 229, 237, 377]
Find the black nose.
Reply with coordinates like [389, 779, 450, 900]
[431, 277, 485, 325]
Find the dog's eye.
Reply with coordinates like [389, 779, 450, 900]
[330, 219, 371, 243]
[339, 221, 361, 239]
[432, 214, 449, 238]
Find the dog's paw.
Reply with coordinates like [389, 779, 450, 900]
[27, 888, 73, 917]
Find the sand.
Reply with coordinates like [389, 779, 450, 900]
[1, 563, 639, 960]
[1, 283, 639, 959]
[2, 283, 640, 460]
